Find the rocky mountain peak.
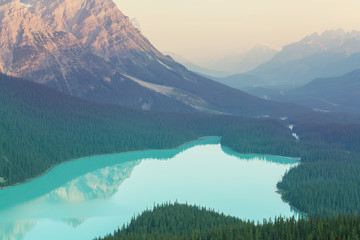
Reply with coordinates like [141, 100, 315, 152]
[271, 29, 360, 64]
[21, 0, 84, 31]
[0, 0, 109, 92]
[0, 0, 16, 4]
[0, 0, 50, 72]
[300, 29, 360, 49]
[320, 29, 346, 38]
[131, 18, 141, 31]
[0, 0, 284, 116]
[21, 0, 162, 63]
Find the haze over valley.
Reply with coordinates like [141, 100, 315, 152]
[1, 0, 360, 239]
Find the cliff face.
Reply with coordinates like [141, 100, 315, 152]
[0, 0, 294, 116]
[0, 0, 49, 74]
[0, 0, 114, 95]
[0, 0, 188, 103]
[22, 0, 163, 64]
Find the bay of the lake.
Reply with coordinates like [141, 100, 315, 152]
[0, 137, 299, 240]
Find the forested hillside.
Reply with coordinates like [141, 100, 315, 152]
[96, 203, 360, 240]
[0, 74, 296, 187]
[222, 116, 360, 217]
[2, 73, 360, 218]
[0, 74, 220, 186]
[277, 122, 360, 216]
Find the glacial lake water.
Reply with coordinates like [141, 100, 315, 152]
[0, 137, 299, 240]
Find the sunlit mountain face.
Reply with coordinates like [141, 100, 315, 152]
[1, 0, 360, 239]
[0, 0, 301, 117]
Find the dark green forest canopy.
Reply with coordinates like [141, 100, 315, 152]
[96, 203, 360, 240]
[222, 119, 360, 217]
[1, 73, 360, 218]
[0, 74, 295, 187]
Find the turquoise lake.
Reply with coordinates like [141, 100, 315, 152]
[0, 137, 299, 240]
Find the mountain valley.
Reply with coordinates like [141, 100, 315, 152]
[216, 29, 360, 89]
[1, 0, 360, 239]
[0, 0, 300, 117]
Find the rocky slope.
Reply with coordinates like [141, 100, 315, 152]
[22, 0, 163, 64]
[220, 29, 360, 89]
[0, 0, 302, 116]
[0, 0, 120, 97]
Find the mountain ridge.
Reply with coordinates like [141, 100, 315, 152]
[0, 0, 305, 117]
[215, 29, 360, 89]
[202, 45, 278, 75]
[277, 69, 360, 113]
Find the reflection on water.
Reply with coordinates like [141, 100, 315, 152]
[0, 221, 36, 240]
[63, 218, 85, 228]
[0, 160, 140, 240]
[221, 145, 300, 165]
[0, 137, 218, 211]
[42, 161, 140, 203]
[0, 137, 299, 240]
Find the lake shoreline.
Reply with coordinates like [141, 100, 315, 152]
[276, 188, 308, 217]
[0, 135, 301, 191]
[0, 138, 299, 240]
[0, 136, 220, 191]
[222, 148, 301, 162]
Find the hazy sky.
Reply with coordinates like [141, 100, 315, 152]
[114, 0, 360, 65]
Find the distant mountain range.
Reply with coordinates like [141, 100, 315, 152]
[275, 69, 360, 113]
[165, 45, 278, 78]
[200, 45, 278, 75]
[242, 69, 360, 113]
[0, 0, 300, 117]
[164, 52, 230, 78]
[216, 29, 360, 89]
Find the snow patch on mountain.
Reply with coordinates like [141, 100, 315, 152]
[20, 2, 32, 8]
[157, 60, 174, 71]
[82, 0, 87, 9]
[288, 125, 299, 141]
[131, 18, 141, 31]
[124, 74, 174, 96]
[292, 133, 299, 141]
[124, 74, 220, 113]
